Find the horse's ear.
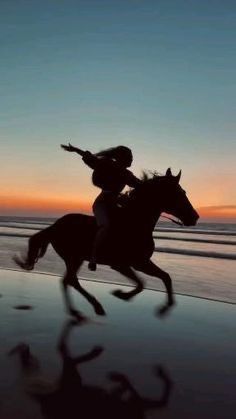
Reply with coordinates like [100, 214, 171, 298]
[175, 170, 182, 183]
[166, 168, 172, 177]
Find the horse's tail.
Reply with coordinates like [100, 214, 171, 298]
[13, 226, 52, 271]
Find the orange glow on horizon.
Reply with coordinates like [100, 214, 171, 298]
[0, 195, 92, 216]
[197, 206, 236, 220]
[0, 195, 236, 221]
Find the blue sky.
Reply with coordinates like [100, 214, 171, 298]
[0, 0, 235, 217]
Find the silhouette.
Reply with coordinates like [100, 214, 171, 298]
[61, 144, 141, 272]
[9, 320, 173, 419]
[14, 168, 199, 316]
[8, 342, 40, 371]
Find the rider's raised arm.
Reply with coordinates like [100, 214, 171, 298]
[125, 170, 142, 188]
[61, 143, 86, 156]
[82, 151, 99, 169]
[61, 143, 99, 169]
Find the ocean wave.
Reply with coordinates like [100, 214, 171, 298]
[153, 235, 236, 245]
[155, 228, 236, 236]
[0, 217, 54, 225]
[1, 220, 236, 235]
[1, 231, 234, 247]
[0, 232, 31, 238]
[1, 224, 236, 237]
[0, 232, 235, 260]
[0, 223, 50, 230]
[155, 247, 236, 260]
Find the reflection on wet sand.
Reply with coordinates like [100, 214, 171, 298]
[9, 320, 173, 419]
[2, 271, 235, 418]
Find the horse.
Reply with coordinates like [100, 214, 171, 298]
[14, 168, 199, 317]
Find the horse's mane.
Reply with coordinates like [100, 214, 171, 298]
[131, 170, 162, 190]
[140, 170, 162, 181]
[119, 171, 163, 206]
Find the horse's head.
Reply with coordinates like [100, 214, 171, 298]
[143, 168, 199, 227]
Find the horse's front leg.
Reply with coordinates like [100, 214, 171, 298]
[61, 275, 86, 322]
[62, 274, 106, 317]
[110, 265, 144, 301]
[57, 319, 104, 362]
[137, 260, 175, 316]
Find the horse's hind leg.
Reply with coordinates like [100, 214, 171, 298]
[111, 265, 144, 301]
[62, 260, 106, 317]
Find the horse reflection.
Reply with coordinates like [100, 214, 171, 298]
[10, 320, 173, 419]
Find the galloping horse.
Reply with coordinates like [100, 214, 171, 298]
[14, 168, 199, 317]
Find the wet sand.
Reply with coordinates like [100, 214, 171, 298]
[0, 269, 235, 418]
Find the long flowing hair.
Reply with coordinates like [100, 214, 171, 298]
[95, 146, 132, 163]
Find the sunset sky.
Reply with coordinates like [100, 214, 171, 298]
[1, 0, 235, 221]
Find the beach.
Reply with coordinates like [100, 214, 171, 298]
[0, 216, 235, 418]
[0, 269, 235, 419]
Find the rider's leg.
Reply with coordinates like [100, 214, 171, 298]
[88, 225, 109, 270]
[88, 197, 112, 271]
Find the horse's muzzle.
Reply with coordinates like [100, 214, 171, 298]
[185, 211, 199, 226]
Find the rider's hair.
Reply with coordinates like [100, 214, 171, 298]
[95, 146, 132, 163]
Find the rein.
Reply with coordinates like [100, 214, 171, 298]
[161, 215, 183, 226]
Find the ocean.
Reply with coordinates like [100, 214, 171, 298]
[0, 215, 235, 304]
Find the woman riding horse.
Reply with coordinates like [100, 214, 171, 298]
[61, 144, 141, 271]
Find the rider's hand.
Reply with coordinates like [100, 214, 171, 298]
[61, 143, 76, 152]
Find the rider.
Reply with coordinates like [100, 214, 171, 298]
[61, 143, 141, 271]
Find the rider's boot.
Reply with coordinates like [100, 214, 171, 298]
[88, 259, 97, 271]
[88, 225, 109, 271]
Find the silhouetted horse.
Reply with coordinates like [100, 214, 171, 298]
[14, 168, 199, 316]
[9, 320, 173, 419]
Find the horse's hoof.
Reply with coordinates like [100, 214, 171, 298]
[88, 262, 97, 271]
[95, 305, 106, 316]
[111, 289, 131, 301]
[156, 301, 175, 317]
[13, 255, 34, 271]
[111, 289, 124, 298]
[157, 307, 169, 317]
